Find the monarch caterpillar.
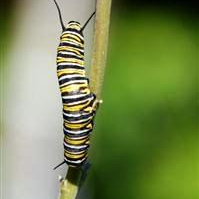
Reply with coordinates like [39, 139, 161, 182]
[53, 0, 100, 169]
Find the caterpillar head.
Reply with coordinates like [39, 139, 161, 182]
[66, 21, 81, 32]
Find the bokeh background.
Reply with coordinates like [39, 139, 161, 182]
[1, 0, 198, 199]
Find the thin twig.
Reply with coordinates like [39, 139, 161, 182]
[57, 0, 112, 198]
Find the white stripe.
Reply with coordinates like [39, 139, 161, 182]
[64, 127, 90, 135]
[64, 147, 87, 152]
[59, 40, 84, 52]
[58, 51, 79, 57]
[63, 111, 91, 117]
[64, 157, 86, 164]
[63, 112, 81, 117]
[62, 93, 87, 100]
[60, 40, 83, 48]
[59, 74, 83, 81]
[64, 117, 92, 124]
[65, 96, 93, 106]
[67, 22, 80, 27]
[66, 136, 88, 140]
[62, 31, 84, 41]
[60, 79, 87, 87]
[64, 142, 87, 149]
[57, 62, 84, 67]
[57, 55, 84, 62]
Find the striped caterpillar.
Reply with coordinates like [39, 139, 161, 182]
[53, 0, 100, 169]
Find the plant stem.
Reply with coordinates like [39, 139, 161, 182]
[89, 0, 112, 97]
[57, 167, 81, 199]
[57, 0, 112, 198]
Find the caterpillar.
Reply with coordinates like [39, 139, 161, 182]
[53, 0, 100, 169]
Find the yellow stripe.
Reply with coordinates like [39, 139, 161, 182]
[64, 150, 85, 155]
[62, 34, 81, 42]
[63, 100, 91, 112]
[68, 24, 81, 30]
[63, 105, 87, 112]
[86, 123, 92, 129]
[85, 140, 90, 145]
[61, 37, 81, 44]
[80, 88, 91, 95]
[61, 38, 83, 47]
[60, 83, 88, 93]
[57, 46, 83, 57]
[64, 151, 87, 159]
[57, 69, 85, 76]
[64, 121, 89, 129]
[64, 137, 88, 145]
[84, 106, 92, 112]
[57, 57, 84, 66]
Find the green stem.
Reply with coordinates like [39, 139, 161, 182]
[57, 0, 112, 198]
[89, 0, 112, 97]
[57, 167, 81, 199]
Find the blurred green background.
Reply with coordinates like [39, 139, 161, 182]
[88, 1, 198, 199]
[2, 0, 198, 199]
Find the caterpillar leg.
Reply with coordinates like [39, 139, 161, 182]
[92, 98, 103, 112]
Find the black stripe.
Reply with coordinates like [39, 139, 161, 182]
[62, 93, 93, 104]
[64, 121, 93, 131]
[68, 21, 80, 24]
[60, 86, 88, 96]
[64, 134, 89, 141]
[59, 76, 87, 85]
[61, 90, 80, 96]
[57, 53, 83, 60]
[64, 154, 87, 162]
[65, 28, 83, 36]
[63, 108, 92, 116]
[65, 157, 87, 165]
[60, 40, 83, 48]
[57, 64, 84, 70]
[59, 42, 84, 51]
[82, 94, 96, 108]
[63, 109, 89, 115]
[64, 119, 90, 127]
[58, 73, 84, 79]
[64, 144, 88, 153]
[60, 82, 87, 91]
[63, 112, 94, 122]
[60, 81, 87, 91]
[64, 129, 92, 138]
[64, 160, 85, 167]
[66, 36, 84, 44]
[63, 95, 94, 108]
[58, 48, 84, 56]
[62, 32, 84, 44]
